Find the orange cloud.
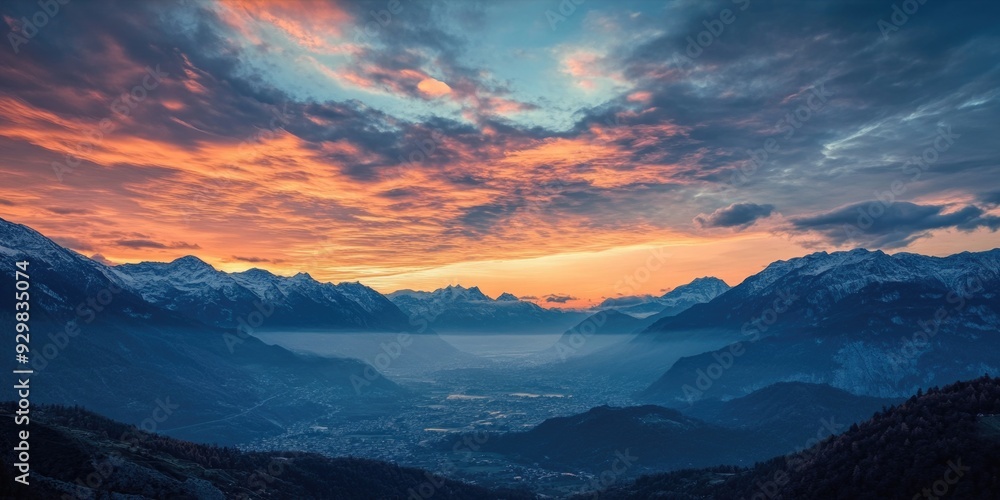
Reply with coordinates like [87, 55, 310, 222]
[627, 91, 652, 103]
[417, 77, 452, 98]
[215, 0, 355, 54]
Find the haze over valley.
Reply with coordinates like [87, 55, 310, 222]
[2, 0, 999, 497]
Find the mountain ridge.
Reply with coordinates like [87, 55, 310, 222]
[640, 247, 1000, 402]
[598, 276, 730, 318]
[388, 284, 588, 333]
[597, 375, 1000, 499]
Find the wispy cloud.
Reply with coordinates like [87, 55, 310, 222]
[0, 0, 997, 298]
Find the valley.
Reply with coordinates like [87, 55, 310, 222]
[3, 2, 999, 496]
[2, 217, 998, 498]
[244, 331, 651, 496]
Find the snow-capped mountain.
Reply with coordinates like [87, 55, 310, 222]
[641, 248, 1000, 402]
[111, 258, 411, 331]
[601, 276, 731, 319]
[388, 285, 588, 333]
[541, 277, 731, 361]
[646, 248, 1000, 334]
[0, 217, 403, 444]
[0, 216, 412, 332]
[0, 218, 162, 321]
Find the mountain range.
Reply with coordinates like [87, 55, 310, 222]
[598, 277, 731, 318]
[1, 217, 413, 333]
[543, 278, 733, 360]
[388, 285, 589, 333]
[4, 216, 1000, 497]
[479, 382, 896, 477]
[113, 257, 412, 332]
[0, 217, 405, 443]
[639, 248, 1000, 402]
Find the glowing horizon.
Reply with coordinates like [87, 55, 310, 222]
[1, 0, 998, 308]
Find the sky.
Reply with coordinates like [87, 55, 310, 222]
[1, 0, 998, 308]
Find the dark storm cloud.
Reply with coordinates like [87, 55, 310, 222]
[0, 0, 454, 183]
[695, 203, 775, 229]
[981, 192, 1000, 207]
[89, 253, 115, 266]
[51, 236, 94, 252]
[378, 187, 423, 199]
[1, 0, 997, 253]
[116, 239, 201, 250]
[544, 294, 577, 303]
[455, 200, 524, 236]
[790, 201, 1000, 248]
[45, 207, 91, 215]
[584, 0, 1000, 212]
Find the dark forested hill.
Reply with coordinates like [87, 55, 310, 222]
[0, 403, 534, 500]
[594, 375, 1000, 499]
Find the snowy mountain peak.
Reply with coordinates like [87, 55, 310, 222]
[663, 277, 730, 301]
[735, 247, 990, 299]
[687, 276, 729, 285]
[598, 276, 731, 318]
[414, 284, 493, 302]
[387, 283, 584, 333]
[0, 217, 87, 265]
[169, 255, 214, 270]
[234, 267, 279, 280]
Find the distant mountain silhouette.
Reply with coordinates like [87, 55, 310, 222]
[596, 375, 1000, 499]
[480, 405, 773, 475]
[388, 284, 587, 333]
[600, 277, 730, 318]
[481, 382, 900, 477]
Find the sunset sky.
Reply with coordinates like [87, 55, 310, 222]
[1, 0, 998, 308]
